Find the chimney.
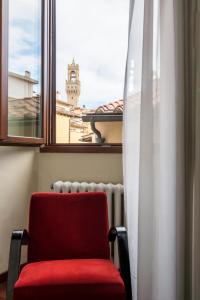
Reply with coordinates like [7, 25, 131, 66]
[25, 71, 31, 78]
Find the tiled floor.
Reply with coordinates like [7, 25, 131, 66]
[0, 283, 6, 300]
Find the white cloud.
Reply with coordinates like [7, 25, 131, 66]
[56, 0, 129, 108]
[9, 0, 42, 92]
[8, 0, 129, 108]
[9, 0, 41, 24]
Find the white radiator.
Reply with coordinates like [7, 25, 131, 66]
[52, 181, 124, 265]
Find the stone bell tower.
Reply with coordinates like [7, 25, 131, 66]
[66, 58, 80, 107]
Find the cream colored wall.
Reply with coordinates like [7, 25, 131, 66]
[0, 147, 122, 274]
[56, 114, 93, 143]
[38, 153, 123, 191]
[69, 129, 83, 143]
[96, 122, 122, 143]
[56, 114, 70, 143]
[0, 147, 38, 273]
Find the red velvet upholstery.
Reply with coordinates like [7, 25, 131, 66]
[13, 192, 126, 300]
[14, 259, 125, 300]
[28, 192, 110, 262]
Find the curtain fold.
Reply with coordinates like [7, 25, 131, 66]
[123, 0, 185, 299]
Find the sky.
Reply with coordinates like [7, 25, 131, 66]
[8, 0, 129, 108]
[9, 0, 42, 94]
[56, 0, 129, 108]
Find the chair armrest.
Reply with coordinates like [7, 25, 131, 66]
[109, 227, 132, 300]
[6, 230, 29, 300]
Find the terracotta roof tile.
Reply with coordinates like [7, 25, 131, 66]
[8, 97, 40, 120]
[95, 99, 123, 114]
[8, 97, 93, 120]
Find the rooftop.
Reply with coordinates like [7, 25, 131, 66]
[96, 99, 123, 114]
[9, 71, 38, 84]
[8, 97, 40, 120]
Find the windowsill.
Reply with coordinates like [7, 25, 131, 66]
[40, 143, 122, 153]
[0, 141, 122, 153]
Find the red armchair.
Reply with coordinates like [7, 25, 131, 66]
[6, 192, 132, 300]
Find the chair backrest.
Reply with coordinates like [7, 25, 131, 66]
[28, 192, 110, 262]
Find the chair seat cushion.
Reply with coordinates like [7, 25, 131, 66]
[14, 259, 126, 300]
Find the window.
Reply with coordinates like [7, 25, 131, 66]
[0, 0, 48, 144]
[0, 0, 128, 152]
[8, 0, 42, 138]
[54, 0, 129, 146]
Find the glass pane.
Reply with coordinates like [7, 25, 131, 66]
[56, 0, 129, 144]
[8, 0, 42, 138]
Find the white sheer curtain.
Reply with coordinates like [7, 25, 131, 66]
[123, 0, 185, 299]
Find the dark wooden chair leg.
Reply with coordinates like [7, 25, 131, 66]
[6, 230, 29, 300]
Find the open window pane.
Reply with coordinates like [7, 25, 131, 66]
[56, 0, 129, 144]
[8, 0, 42, 138]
